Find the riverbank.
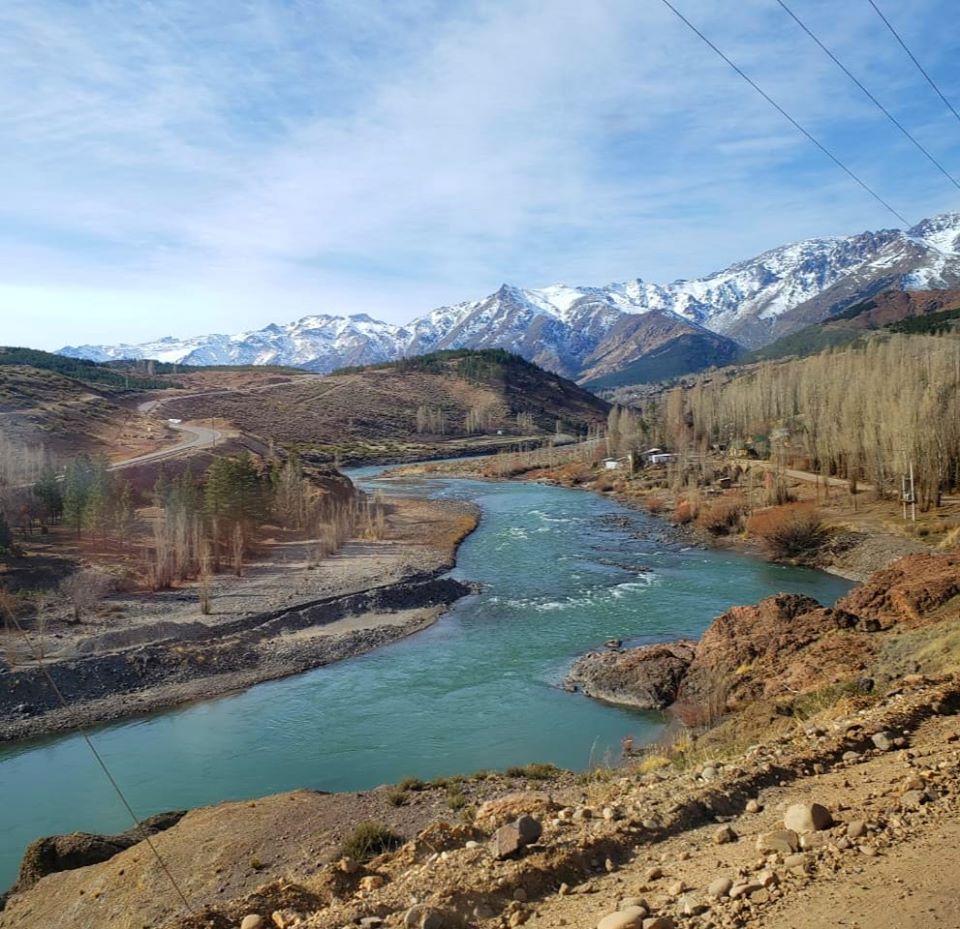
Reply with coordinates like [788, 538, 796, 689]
[388, 454, 934, 581]
[0, 494, 479, 743]
[5, 666, 959, 929]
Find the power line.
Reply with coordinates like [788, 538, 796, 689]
[655, 0, 911, 226]
[866, 0, 960, 128]
[774, 0, 960, 193]
[5, 614, 195, 916]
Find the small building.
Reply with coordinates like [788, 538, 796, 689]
[602, 457, 623, 471]
[640, 447, 675, 466]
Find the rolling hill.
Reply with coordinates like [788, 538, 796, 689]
[159, 349, 610, 464]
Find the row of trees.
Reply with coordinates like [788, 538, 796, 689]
[414, 405, 542, 436]
[654, 334, 960, 510]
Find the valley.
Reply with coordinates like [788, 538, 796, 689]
[4, 286, 960, 929]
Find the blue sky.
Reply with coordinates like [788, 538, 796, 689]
[3, 0, 960, 350]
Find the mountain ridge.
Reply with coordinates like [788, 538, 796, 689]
[60, 211, 960, 382]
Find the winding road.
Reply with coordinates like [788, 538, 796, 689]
[107, 399, 223, 472]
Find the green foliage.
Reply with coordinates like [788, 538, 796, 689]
[0, 346, 173, 391]
[886, 306, 960, 335]
[32, 464, 63, 523]
[334, 348, 532, 384]
[204, 453, 270, 529]
[504, 762, 561, 781]
[0, 510, 13, 555]
[337, 821, 403, 863]
[743, 326, 864, 363]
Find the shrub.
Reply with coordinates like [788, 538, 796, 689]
[397, 776, 427, 791]
[644, 496, 665, 515]
[504, 762, 561, 781]
[672, 501, 694, 525]
[386, 788, 408, 807]
[337, 821, 403, 862]
[746, 504, 829, 559]
[695, 497, 746, 536]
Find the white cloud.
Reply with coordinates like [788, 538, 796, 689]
[2, 0, 959, 348]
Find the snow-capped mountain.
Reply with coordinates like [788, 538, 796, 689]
[59, 212, 960, 381]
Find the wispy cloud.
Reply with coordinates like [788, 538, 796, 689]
[2, 0, 959, 347]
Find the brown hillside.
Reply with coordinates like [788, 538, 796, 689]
[0, 364, 172, 459]
[160, 351, 609, 463]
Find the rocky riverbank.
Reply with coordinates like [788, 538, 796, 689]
[4, 667, 960, 929]
[565, 550, 960, 723]
[0, 495, 479, 743]
[388, 456, 934, 582]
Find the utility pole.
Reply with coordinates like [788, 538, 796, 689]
[902, 462, 916, 522]
[910, 461, 916, 522]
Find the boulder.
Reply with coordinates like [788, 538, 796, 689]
[566, 641, 696, 710]
[783, 803, 832, 833]
[490, 816, 542, 859]
[598, 906, 647, 929]
[240, 917, 264, 929]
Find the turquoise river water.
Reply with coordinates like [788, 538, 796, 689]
[0, 472, 852, 888]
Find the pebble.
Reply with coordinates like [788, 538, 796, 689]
[240, 917, 264, 929]
[745, 799, 763, 814]
[714, 825, 737, 845]
[678, 894, 705, 916]
[846, 820, 867, 839]
[642, 918, 675, 929]
[729, 881, 763, 900]
[755, 830, 800, 854]
[708, 877, 733, 898]
[645, 867, 664, 882]
[403, 905, 446, 929]
[667, 880, 686, 896]
[872, 731, 894, 752]
[618, 897, 648, 913]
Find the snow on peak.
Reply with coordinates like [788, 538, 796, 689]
[58, 210, 960, 372]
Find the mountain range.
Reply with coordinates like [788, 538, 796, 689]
[59, 211, 960, 384]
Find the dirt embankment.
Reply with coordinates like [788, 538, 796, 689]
[0, 495, 479, 743]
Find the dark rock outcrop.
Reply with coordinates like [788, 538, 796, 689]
[566, 640, 696, 709]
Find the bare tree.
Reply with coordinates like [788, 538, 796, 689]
[60, 568, 112, 624]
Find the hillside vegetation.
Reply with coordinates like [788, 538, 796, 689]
[162, 349, 610, 463]
[744, 289, 960, 362]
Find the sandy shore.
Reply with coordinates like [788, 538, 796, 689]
[0, 495, 479, 743]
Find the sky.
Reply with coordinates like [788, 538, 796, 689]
[3, 0, 960, 350]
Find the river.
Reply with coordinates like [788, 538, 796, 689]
[0, 473, 852, 888]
